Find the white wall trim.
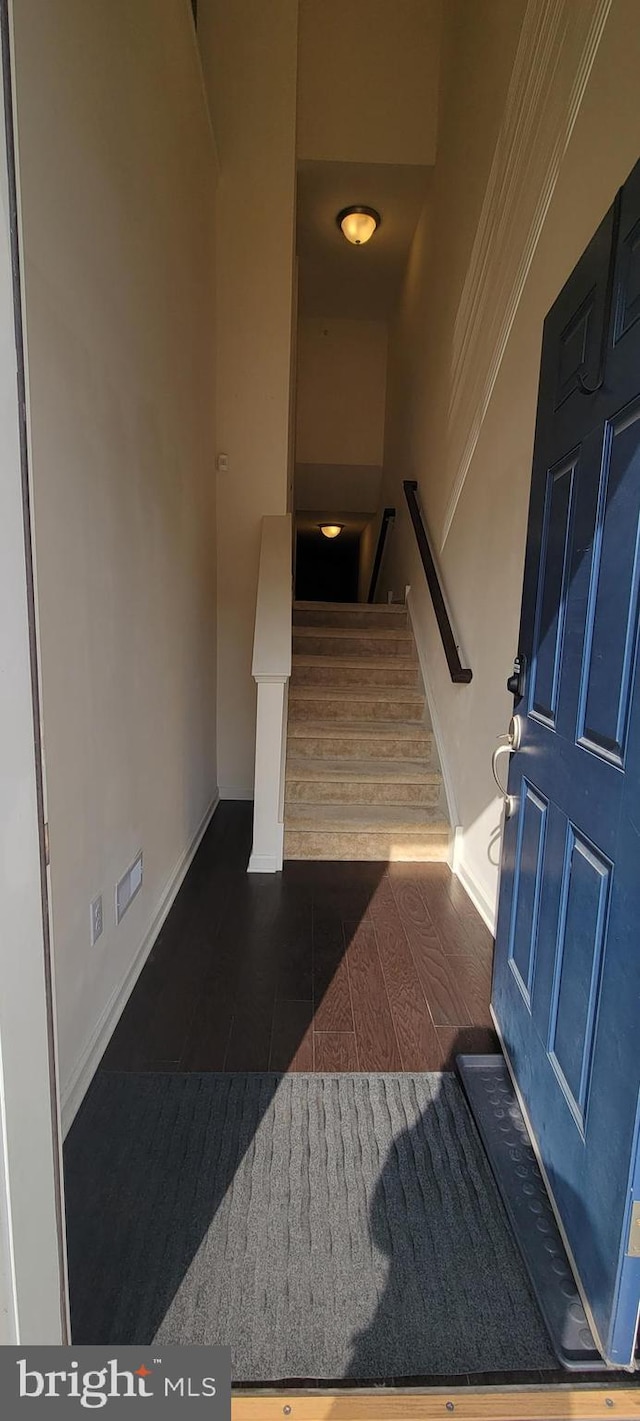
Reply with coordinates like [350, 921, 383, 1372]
[448, 824, 463, 875]
[0, 10, 68, 1340]
[219, 785, 254, 801]
[248, 516, 291, 874]
[454, 850, 497, 936]
[440, 0, 612, 550]
[406, 586, 460, 830]
[406, 590, 497, 932]
[60, 790, 220, 1136]
[248, 810, 284, 874]
[247, 852, 281, 873]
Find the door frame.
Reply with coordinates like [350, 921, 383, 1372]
[0, 0, 67, 1344]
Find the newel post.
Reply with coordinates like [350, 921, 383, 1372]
[249, 676, 288, 872]
[248, 515, 292, 873]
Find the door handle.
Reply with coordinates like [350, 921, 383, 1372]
[492, 717, 521, 818]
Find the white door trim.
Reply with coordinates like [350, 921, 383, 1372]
[0, 0, 68, 1344]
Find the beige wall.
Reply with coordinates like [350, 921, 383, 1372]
[12, 0, 218, 1118]
[380, 0, 640, 928]
[357, 515, 381, 603]
[296, 318, 387, 465]
[297, 0, 442, 165]
[295, 465, 382, 514]
[198, 0, 298, 798]
[295, 317, 387, 517]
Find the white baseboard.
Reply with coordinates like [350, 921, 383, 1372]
[247, 852, 280, 872]
[405, 588, 463, 876]
[60, 790, 220, 1136]
[218, 785, 253, 801]
[248, 820, 284, 875]
[454, 852, 497, 935]
[448, 824, 463, 873]
[405, 587, 460, 828]
[404, 589, 498, 935]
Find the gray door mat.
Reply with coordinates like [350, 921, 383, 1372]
[64, 1071, 557, 1381]
[456, 1054, 602, 1371]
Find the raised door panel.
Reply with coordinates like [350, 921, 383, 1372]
[577, 399, 640, 766]
[507, 782, 548, 1007]
[529, 456, 577, 728]
[546, 827, 611, 1130]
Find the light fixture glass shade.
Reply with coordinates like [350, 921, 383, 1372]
[319, 524, 343, 539]
[337, 206, 380, 246]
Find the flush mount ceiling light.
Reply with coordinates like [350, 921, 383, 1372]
[336, 206, 381, 246]
[319, 523, 343, 539]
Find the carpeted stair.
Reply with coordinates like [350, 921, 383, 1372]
[285, 601, 450, 860]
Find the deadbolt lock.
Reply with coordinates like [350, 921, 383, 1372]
[507, 653, 527, 700]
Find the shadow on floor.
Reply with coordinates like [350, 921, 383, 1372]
[98, 802, 498, 1078]
[66, 802, 613, 1383]
[65, 1067, 559, 1380]
[64, 1049, 623, 1388]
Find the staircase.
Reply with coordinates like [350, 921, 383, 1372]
[283, 601, 451, 861]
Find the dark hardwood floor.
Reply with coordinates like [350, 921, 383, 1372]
[91, 805, 631, 1390]
[101, 802, 498, 1075]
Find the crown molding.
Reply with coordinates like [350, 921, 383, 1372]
[440, 0, 612, 551]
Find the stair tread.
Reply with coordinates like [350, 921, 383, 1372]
[292, 655, 417, 669]
[293, 625, 413, 641]
[288, 719, 431, 739]
[294, 600, 406, 614]
[285, 803, 449, 833]
[285, 758, 440, 783]
[290, 685, 423, 702]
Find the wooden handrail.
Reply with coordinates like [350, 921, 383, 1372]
[367, 506, 395, 603]
[403, 480, 472, 684]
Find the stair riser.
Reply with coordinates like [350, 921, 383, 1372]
[292, 665, 420, 688]
[293, 609, 407, 630]
[285, 780, 441, 807]
[284, 830, 450, 862]
[289, 734, 433, 760]
[290, 699, 424, 723]
[293, 634, 413, 659]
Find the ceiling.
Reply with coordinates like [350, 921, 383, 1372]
[297, 160, 431, 320]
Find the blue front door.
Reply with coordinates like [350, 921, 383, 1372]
[493, 158, 640, 1367]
